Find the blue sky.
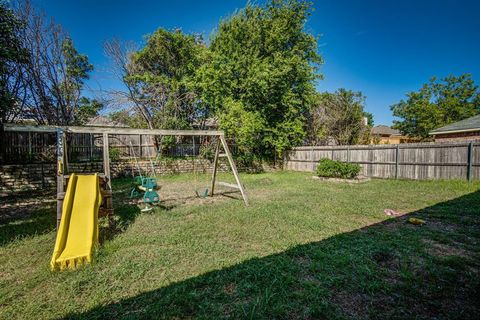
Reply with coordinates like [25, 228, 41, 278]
[34, 0, 480, 125]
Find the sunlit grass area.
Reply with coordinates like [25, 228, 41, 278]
[1, 171, 479, 319]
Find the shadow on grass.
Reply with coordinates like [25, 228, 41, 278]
[0, 188, 57, 246]
[0, 206, 56, 247]
[100, 203, 142, 244]
[66, 190, 480, 319]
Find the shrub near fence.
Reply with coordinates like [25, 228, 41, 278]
[284, 141, 480, 181]
[316, 158, 361, 179]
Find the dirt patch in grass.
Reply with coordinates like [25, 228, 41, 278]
[372, 250, 399, 268]
[331, 291, 372, 319]
[426, 220, 459, 233]
[295, 255, 312, 267]
[422, 239, 470, 258]
[223, 282, 237, 295]
[125, 179, 244, 210]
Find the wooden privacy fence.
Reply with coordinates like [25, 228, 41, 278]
[1, 131, 239, 164]
[284, 141, 480, 181]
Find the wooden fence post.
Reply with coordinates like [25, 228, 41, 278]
[368, 145, 373, 177]
[347, 146, 350, 163]
[467, 142, 473, 182]
[0, 123, 5, 164]
[89, 133, 94, 161]
[311, 147, 315, 171]
[395, 145, 400, 179]
[28, 132, 32, 155]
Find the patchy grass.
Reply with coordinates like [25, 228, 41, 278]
[1, 171, 479, 319]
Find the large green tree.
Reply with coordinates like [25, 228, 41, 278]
[198, 0, 322, 156]
[307, 89, 371, 145]
[74, 97, 104, 125]
[391, 74, 480, 139]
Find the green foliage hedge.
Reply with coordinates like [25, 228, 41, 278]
[109, 147, 121, 162]
[316, 158, 361, 179]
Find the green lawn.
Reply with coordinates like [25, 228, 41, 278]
[1, 171, 479, 319]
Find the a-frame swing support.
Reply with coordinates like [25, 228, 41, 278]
[3, 123, 249, 230]
[210, 135, 249, 206]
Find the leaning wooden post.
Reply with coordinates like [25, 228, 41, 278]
[56, 128, 65, 229]
[103, 132, 112, 190]
[102, 132, 113, 220]
[209, 137, 221, 196]
[467, 142, 473, 182]
[220, 135, 249, 206]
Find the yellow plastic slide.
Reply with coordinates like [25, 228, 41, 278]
[50, 173, 102, 271]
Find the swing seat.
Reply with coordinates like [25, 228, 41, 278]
[142, 177, 157, 189]
[195, 188, 209, 198]
[144, 188, 160, 204]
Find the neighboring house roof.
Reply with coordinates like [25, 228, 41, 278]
[86, 116, 129, 128]
[429, 114, 480, 135]
[13, 118, 38, 125]
[371, 125, 401, 136]
[193, 117, 218, 129]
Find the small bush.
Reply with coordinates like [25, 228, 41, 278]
[234, 153, 264, 173]
[199, 144, 215, 160]
[109, 147, 121, 162]
[316, 158, 361, 179]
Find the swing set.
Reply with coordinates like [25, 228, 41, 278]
[3, 123, 249, 225]
[2, 123, 248, 271]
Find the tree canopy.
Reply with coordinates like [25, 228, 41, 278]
[391, 74, 480, 139]
[306, 89, 371, 145]
[0, 0, 27, 123]
[0, 0, 99, 125]
[126, 28, 207, 130]
[198, 0, 322, 156]
[14, 0, 478, 156]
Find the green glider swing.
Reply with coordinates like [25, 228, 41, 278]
[129, 142, 160, 211]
